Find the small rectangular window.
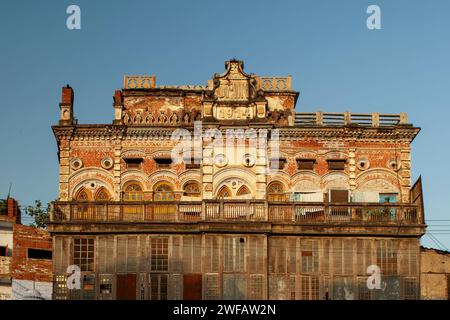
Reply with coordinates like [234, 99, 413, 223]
[185, 158, 201, 169]
[269, 158, 286, 170]
[296, 159, 315, 170]
[0, 246, 7, 257]
[124, 158, 143, 169]
[379, 193, 397, 203]
[28, 248, 52, 260]
[329, 189, 349, 203]
[327, 159, 346, 170]
[154, 158, 172, 168]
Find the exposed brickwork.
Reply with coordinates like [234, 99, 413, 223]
[61, 86, 73, 105]
[11, 224, 52, 282]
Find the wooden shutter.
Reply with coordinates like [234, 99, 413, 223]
[169, 274, 182, 300]
[248, 236, 264, 274]
[333, 239, 343, 275]
[171, 236, 182, 273]
[205, 235, 220, 273]
[127, 236, 138, 272]
[183, 274, 202, 300]
[98, 237, 114, 273]
[330, 189, 349, 203]
[54, 236, 69, 274]
[117, 237, 127, 273]
[343, 239, 353, 275]
[116, 274, 137, 300]
[322, 239, 330, 275]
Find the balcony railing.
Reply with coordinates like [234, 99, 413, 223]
[50, 201, 422, 225]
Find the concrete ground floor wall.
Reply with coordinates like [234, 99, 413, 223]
[52, 234, 421, 300]
[12, 279, 53, 300]
[420, 247, 450, 300]
[0, 280, 12, 300]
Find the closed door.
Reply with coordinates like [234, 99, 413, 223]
[117, 274, 137, 300]
[183, 274, 202, 300]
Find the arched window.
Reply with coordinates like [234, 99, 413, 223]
[183, 182, 201, 197]
[153, 182, 175, 201]
[75, 188, 90, 201]
[123, 183, 143, 201]
[217, 185, 231, 199]
[236, 185, 251, 197]
[267, 182, 285, 201]
[95, 188, 110, 201]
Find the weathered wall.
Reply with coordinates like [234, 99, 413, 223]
[52, 234, 419, 300]
[0, 282, 12, 300]
[11, 224, 53, 282]
[12, 279, 52, 300]
[420, 247, 450, 300]
[0, 256, 11, 276]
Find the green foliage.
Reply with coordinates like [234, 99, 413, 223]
[0, 199, 7, 215]
[25, 200, 51, 229]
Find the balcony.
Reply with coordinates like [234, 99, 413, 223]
[50, 200, 422, 225]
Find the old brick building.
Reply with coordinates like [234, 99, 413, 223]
[0, 198, 53, 300]
[49, 60, 425, 300]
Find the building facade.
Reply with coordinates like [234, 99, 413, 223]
[11, 224, 53, 300]
[0, 198, 20, 300]
[0, 198, 52, 300]
[420, 247, 450, 300]
[49, 60, 425, 300]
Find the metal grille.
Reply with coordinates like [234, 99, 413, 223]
[98, 274, 113, 300]
[357, 277, 371, 300]
[204, 274, 220, 300]
[376, 240, 398, 275]
[403, 277, 417, 300]
[53, 275, 68, 300]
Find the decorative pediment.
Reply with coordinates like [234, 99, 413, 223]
[205, 59, 262, 103]
[202, 59, 267, 121]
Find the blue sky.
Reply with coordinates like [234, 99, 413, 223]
[0, 0, 449, 249]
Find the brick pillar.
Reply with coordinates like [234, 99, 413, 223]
[59, 85, 75, 125]
[348, 148, 357, 191]
[113, 140, 122, 201]
[59, 140, 70, 201]
[400, 148, 411, 202]
[7, 198, 20, 223]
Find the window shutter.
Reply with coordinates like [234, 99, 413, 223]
[127, 236, 138, 272]
[171, 236, 182, 273]
[343, 239, 353, 275]
[117, 237, 127, 273]
[169, 274, 182, 300]
[333, 239, 343, 275]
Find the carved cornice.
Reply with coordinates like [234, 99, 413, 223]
[52, 124, 420, 143]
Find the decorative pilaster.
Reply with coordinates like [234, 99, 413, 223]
[58, 141, 70, 201]
[400, 148, 411, 202]
[348, 148, 357, 190]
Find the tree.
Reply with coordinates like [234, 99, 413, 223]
[25, 200, 50, 229]
[0, 199, 7, 215]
